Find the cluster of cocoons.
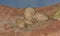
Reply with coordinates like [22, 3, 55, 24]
[16, 7, 48, 32]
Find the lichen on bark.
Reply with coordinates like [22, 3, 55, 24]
[53, 8, 60, 20]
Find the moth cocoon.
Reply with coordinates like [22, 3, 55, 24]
[24, 19, 33, 25]
[17, 21, 25, 28]
[24, 7, 35, 21]
[33, 13, 48, 23]
[16, 17, 25, 28]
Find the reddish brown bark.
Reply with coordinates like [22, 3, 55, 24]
[0, 3, 60, 36]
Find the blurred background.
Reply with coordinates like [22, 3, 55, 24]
[0, 0, 60, 8]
